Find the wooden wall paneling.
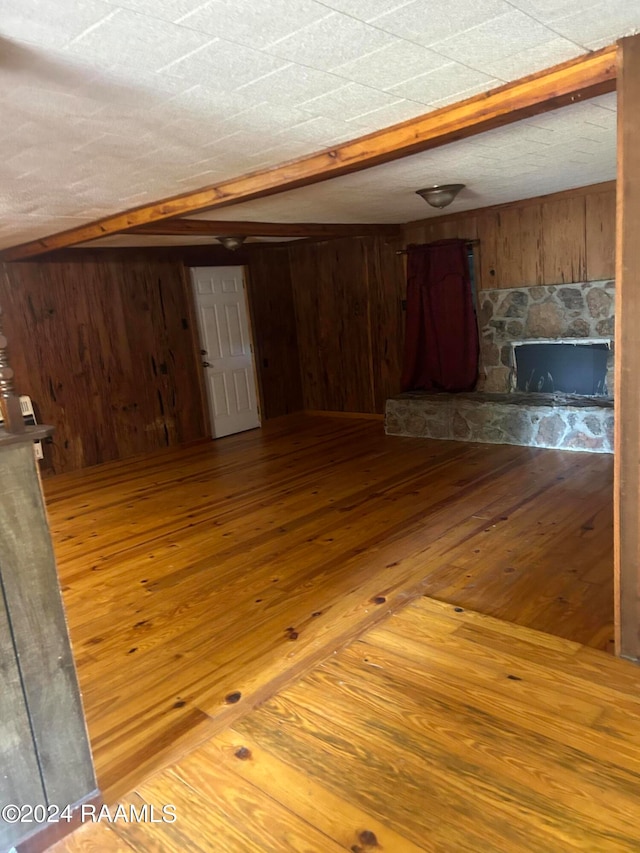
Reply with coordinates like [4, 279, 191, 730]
[404, 214, 478, 246]
[368, 238, 406, 412]
[289, 243, 323, 411]
[0, 261, 107, 473]
[494, 205, 543, 288]
[439, 215, 478, 242]
[614, 35, 640, 660]
[121, 259, 206, 450]
[586, 188, 616, 281]
[403, 222, 429, 245]
[289, 239, 375, 414]
[180, 263, 211, 437]
[475, 212, 500, 291]
[121, 261, 172, 449]
[541, 196, 587, 283]
[0, 253, 207, 475]
[363, 249, 378, 415]
[245, 246, 303, 419]
[518, 204, 544, 287]
[403, 183, 615, 291]
[324, 238, 374, 413]
[81, 260, 137, 465]
[155, 259, 207, 444]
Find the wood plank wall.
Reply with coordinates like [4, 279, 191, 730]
[287, 236, 405, 415]
[0, 254, 207, 475]
[0, 182, 616, 465]
[284, 183, 615, 417]
[245, 244, 303, 419]
[403, 181, 616, 290]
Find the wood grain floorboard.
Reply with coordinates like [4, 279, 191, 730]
[43, 414, 613, 803]
[51, 598, 640, 853]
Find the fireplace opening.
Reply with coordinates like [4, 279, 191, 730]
[514, 342, 610, 396]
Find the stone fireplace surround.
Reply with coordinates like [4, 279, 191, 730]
[385, 281, 615, 453]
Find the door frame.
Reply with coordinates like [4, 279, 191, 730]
[185, 264, 263, 439]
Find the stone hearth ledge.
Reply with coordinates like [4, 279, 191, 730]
[385, 392, 613, 453]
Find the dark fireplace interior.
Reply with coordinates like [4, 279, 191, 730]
[514, 343, 609, 396]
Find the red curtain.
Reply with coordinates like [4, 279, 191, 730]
[401, 239, 479, 393]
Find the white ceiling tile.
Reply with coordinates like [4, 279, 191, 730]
[298, 83, 407, 123]
[100, 0, 214, 22]
[148, 85, 258, 123]
[331, 40, 449, 89]
[173, 169, 224, 185]
[242, 140, 324, 167]
[465, 123, 555, 148]
[199, 128, 271, 153]
[160, 38, 288, 87]
[263, 12, 396, 70]
[1, 0, 114, 49]
[387, 62, 497, 104]
[64, 8, 216, 70]
[0, 0, 629, 249]
[370, 0, 511, 45]
[344, 99, 431, 129]
[274, 116, 361, 145]
[176, 0, 332, 49]
[4, 86, 103, 123]
[551, 2, 640, 49]
[0, 40, 106, 98]
[588, 93, 617, 112]
[431, 10, 560, 66]
[565, 101, 618, 128]
[469, 139, 554, 158]
[315, 0, 414, 20]
[477, 37, 585, 81]
[427, 80, 502, 108]
[235, 63, 343, 104]
[508, 0, 608, 23]
[98, 66, 198, 102]
[0, 217, 87, 250]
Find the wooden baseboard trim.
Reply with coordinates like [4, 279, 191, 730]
[16, 791, 102, 853]
[304, 410, 385, 421]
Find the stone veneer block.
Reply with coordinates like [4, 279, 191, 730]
[386, 393, 613, 454]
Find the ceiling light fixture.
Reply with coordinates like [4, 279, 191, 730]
[216, 235, 246, 251]
[416, 184, 465, 209]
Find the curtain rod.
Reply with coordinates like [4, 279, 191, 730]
[395, 239, 480, 255]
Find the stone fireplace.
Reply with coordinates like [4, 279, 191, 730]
[385, 280, 615, 453]
[477, 281, 614, 396]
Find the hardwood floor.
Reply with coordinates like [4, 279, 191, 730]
[43, 414, 613, 804]
[52, 597, 640, 853]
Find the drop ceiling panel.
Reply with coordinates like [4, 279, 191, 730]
[369, 0, 511, 45]
[331, 41, 449, 90]
[175, 0, 332, 49]
[0, 0, 637, 249]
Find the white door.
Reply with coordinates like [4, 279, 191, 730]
[191, 266, 261, 439]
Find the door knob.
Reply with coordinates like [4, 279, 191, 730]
[200, 349, 207, 355]
[202, 361, 211, 368]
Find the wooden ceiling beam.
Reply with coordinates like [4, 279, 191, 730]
[130, 220, 402, 238]
[1, 45, 616, 261]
